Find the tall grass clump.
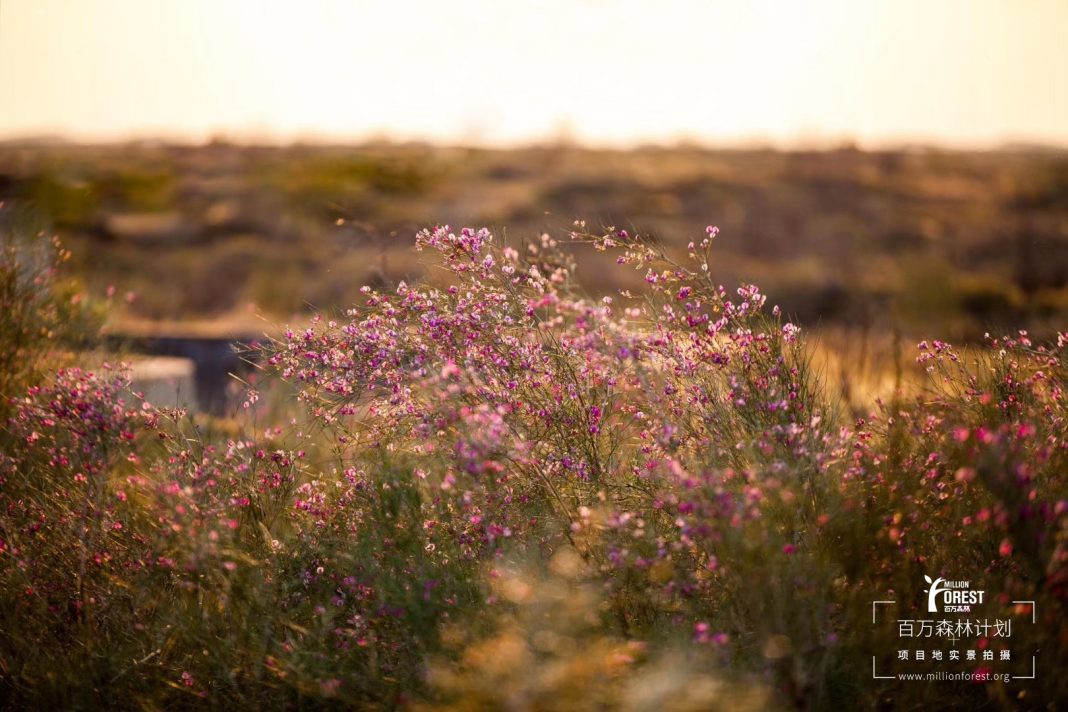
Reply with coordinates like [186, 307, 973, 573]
[0, 220, 1065, 709]
[0, 213, 101, 413]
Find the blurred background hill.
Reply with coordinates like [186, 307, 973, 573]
[2, 140, 1066, 340]
[3, 1, 1067, 343]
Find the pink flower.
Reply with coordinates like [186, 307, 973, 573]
[320, 679, 342, 698]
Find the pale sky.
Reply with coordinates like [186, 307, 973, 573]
[1, 0, 1067, 148]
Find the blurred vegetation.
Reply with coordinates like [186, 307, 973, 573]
[0, 141, 1065, 339]
[0, 210, 103, 412]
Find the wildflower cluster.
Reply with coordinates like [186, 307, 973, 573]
[0, 223, 1065, 709]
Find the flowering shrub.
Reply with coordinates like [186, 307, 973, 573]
[0, 223, 1065, 708]
[0, 366, 160, 706]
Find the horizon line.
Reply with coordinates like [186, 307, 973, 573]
[3, 130, 1066, 155]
